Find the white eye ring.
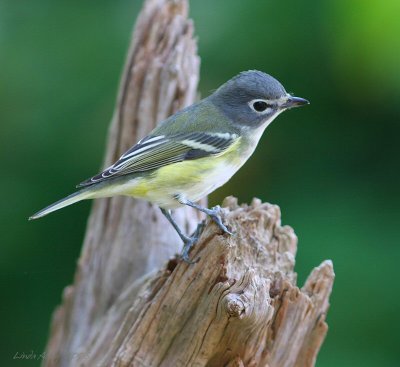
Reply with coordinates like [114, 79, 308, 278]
[249, 99, 272, 114]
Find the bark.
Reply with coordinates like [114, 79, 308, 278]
[43, 1, 334, 366]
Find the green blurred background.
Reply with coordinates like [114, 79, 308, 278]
[1, 0, 399, 365]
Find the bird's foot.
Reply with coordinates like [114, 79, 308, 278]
[180, 235, 200, 264]
[205, 205, 232, 235]
[180, 222, 205, 264]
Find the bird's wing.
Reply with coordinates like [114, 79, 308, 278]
[77, 132, 238, 187]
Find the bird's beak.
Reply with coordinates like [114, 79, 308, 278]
[281, 96, 310, 109]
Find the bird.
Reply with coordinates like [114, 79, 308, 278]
[30, 70, 309, 262]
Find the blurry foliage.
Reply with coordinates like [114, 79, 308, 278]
[0, 0, 399, 366]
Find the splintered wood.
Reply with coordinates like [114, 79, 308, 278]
[77, 197, 333, 366]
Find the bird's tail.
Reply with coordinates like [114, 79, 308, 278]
[29, 189, 93, 220]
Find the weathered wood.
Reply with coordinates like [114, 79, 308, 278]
[43, 1, 334, 366]
[74, 197, 334, 366]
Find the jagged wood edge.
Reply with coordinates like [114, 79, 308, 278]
[75, 197, 334, 366]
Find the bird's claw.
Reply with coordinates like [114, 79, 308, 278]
[180, 235, 200, 264]
[180, 222, 206, 264]
[177, 207, 231, 264]
[208, 206, 232, 235]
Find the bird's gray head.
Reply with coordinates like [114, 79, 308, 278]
[209, 70, 309, 130]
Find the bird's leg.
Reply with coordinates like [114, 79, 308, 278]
[175, 198, 232, 235]
[160, 208, 199, 264]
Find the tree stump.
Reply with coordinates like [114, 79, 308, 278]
[43, 1, 334, 366]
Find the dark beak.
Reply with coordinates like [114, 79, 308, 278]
[281, 96, 310, 109]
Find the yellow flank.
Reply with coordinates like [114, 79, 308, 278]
[126, 180, 149, 197]
[121, 138, 246, 209]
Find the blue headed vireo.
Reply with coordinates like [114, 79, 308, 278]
[30, 70, 309, 262]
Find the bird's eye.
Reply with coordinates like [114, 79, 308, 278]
[249, 99, 271, 113]
[253, 101, 268, 111]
